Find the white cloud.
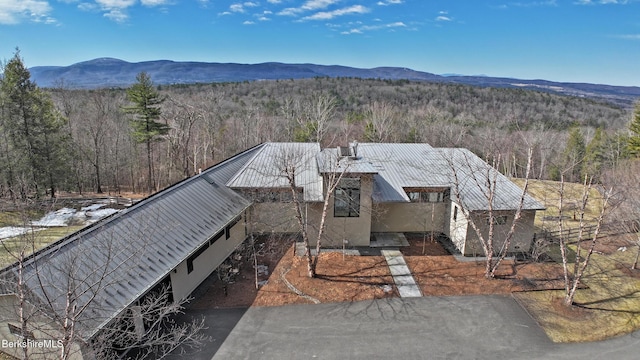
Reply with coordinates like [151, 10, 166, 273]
[0, 0, 56, 25]
[279, 0, 338, 16]
[613, 34, 640, 39]
[302, 5, 369, 20]
[341, 21, 406, 34]
[267, 0, 282, 3]
[575, 0, 631, 4]
[94, 0, 135, 22]
[510, 0, 557, 6]
[140, 0, 169, 6]
[435, 15, 451, 21]
[230, 3, 245, 12]
[377, 0, 403, 5]
[243, 20, 254, 24]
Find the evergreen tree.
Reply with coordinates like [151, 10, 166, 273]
[562, 127, 586, 182]
[582, 128, 606, 181]
[628, 101, 640, 157]
[0, 50, 68, 198]
[124, 72, 168, 193]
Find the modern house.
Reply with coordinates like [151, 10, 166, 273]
[0, 142, 543, 359]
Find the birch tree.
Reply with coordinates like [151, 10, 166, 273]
[0, 211, 207, 359]
[556, 175, 612, 306]
[445, 148, 534, 278]
[278, 148, 349, 278]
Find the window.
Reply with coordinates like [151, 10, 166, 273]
[187, 242, 210, 274]
[8, 324, 34, 340]
[334, 178, 360, 217]
[486, 215, 508, 225]
[453, 206, 458, 221]
[405, 188, 450, 203]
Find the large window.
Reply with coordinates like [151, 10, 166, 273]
[405, 188, 450, 203]
[334, 178, 360, 217]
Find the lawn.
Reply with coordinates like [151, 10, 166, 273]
[512, 178, 606, 230]
[514, 234, 640, 342]
[0, 226, 84, 268]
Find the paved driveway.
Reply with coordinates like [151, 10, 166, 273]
[175, 296, 640, 359]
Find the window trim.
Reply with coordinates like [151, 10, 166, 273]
[404, 188, 450, 203]
[8, 324, 35, 340]
[334, 178, 361, 218]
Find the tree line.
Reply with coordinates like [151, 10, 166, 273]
[1, 51, 638, 200]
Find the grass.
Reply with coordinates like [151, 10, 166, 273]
[512, 178, 605, 230]
[0, 226, 84, 268]
[0, 209, 44, 227]
[514, 245, 640, 342]
[510, 178, 640, 342]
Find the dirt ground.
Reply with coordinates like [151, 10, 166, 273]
[189, 234, 569, 309]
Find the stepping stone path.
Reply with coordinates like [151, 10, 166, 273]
[381, 249, 422, 298]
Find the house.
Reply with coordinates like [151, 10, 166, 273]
[232, 142, 543, 254]
[0, 142, 543, 359]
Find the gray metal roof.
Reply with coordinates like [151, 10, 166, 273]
[317, 148, 379, 174]
[352, 143, 544, 211]
[3, 144, 263, 341]
[439, 148, 545, 211]
[226, 142, 324, 202]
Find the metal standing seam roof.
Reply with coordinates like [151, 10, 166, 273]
[226, 142, 324, 202]
[350, 143, 544, 211]
[438, 147, 545, 211]
[3, 144, 264, 341]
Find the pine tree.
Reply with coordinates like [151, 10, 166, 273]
[582, 127, 606, 181]
[628, 102, 640, 157]
[563, 127, 586, 182]
[124, 72, 168, 193]
[0, 50, 68, 198]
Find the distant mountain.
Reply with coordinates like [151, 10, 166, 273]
[29, 58, 640, 107]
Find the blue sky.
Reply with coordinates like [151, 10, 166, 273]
[1, 0, 639, 86]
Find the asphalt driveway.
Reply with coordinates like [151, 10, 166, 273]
[174, 295, 640, 359]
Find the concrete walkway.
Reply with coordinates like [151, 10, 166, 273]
[381, 249, 422, 298]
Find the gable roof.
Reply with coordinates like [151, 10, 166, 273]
[1, 144, 263, 341]
[338, 143, 543, 211]
[226, 142, 324, 202]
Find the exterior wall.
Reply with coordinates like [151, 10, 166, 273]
[449, 203, 468, 253]
[319, 175, 374, 247]
[371, 202, 448, 233]
[169, 213, 247, 302]
[0, 294, 83, 360]
[249, 203, 299, 233]
[462, 210, 537, 256]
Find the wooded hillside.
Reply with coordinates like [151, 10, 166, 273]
[1, 55, 635, 198]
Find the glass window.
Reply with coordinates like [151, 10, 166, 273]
[334, 178, 360, 217]
[486, 215, 508, 225]
[405, 188, 450, 203]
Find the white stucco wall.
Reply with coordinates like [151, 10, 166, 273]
[462, 210, 537, 256]
[169, 214, 247, 302]
[371, 202, 449, 233]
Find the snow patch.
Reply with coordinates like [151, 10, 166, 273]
[0, 227, 31, 240]
[31, 208, 77, 227]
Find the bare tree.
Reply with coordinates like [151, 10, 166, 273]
[279, 148, 349, 278]
[556, 175, 612, 306]
[364, 101, 397, 143]
[445, 148, 534, 278]
[0, 208, 207, 359]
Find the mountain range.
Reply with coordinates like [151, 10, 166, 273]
[29, 58, 640, 108]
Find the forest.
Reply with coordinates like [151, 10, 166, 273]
[1, 52, 637, 199]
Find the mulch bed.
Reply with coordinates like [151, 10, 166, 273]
[190, 234, 567, 309]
